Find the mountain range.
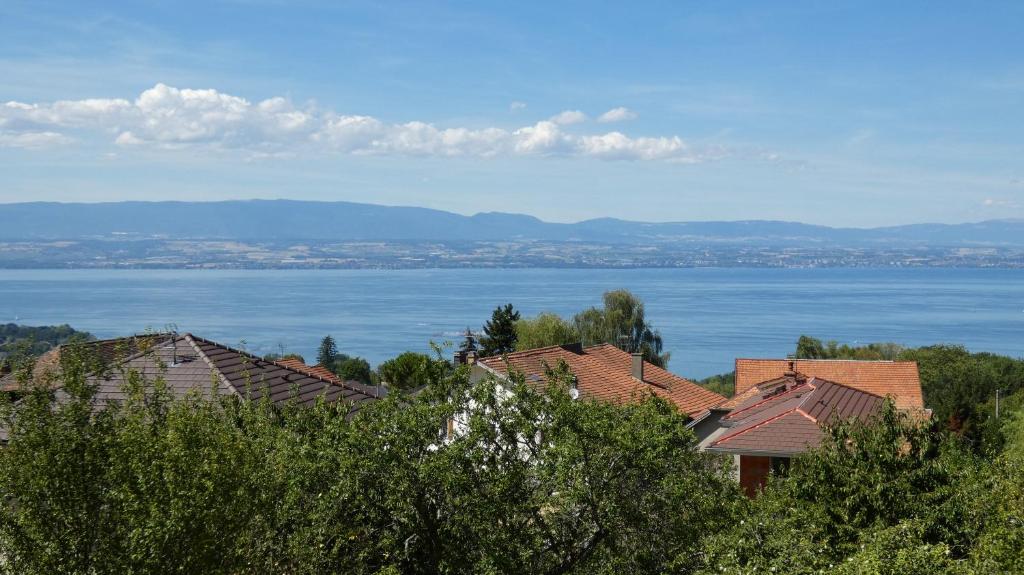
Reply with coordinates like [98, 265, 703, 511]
[1, 200, 1022, 246]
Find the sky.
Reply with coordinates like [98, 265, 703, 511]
[1, 1, 1022, 227]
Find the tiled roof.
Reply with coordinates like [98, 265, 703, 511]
[478, 343, 725, 417]
[0, 333, 175, 392]
[41, 334, 381, 416]
[276, 357, 342, 383]
[706, 377, 884, 456]
[734, 358, 923, 410]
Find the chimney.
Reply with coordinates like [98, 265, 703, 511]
[784, 359, 796, 377]
[631, 352, 644, 381]
[454, 350, 478, 366]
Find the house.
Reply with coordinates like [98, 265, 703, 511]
[470, 343, 725, 418]
[0, 333, 384, 443]
[695, 358, 925, 496]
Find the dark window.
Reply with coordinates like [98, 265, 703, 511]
[769, 456, 790, 476]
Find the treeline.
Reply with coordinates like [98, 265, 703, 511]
[461, 290, 668, 366]
[0, 323, 93, 364]
[271, 289, 671, 391]
[1, 343, 1022, 574]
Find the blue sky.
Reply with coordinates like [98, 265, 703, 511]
[1, 1, 1022, 226]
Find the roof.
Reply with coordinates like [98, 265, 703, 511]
[0, 333, 176, 392]
[9, 334, 383, 416]
[276, 357, 342, 382]
[478, 343, 725, 417]
[706, 377, 884, 456]
[734, 358, 923, 410]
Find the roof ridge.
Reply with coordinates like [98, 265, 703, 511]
[182, 334, 241, 397]
[807, 376, 887, 400]
[713, 407, 801, 445]
[481, 344, 582, 362]
[726, 381, 815, 420]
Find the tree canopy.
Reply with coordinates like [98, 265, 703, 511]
[0, 342, 738, 575]
[509, 290, 669, 367]
[479, 303, 520, 356]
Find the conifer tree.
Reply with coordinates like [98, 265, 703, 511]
[480, 303, 520, 356]
[316, 335, 339, 369]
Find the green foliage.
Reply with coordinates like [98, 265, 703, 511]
[335, 356, 373, 384]
[0, 324, 94, 373]
[376, 351, 449, 391]
[512, 290, 669, 367]
[263, 352, 305, 362]
[315, 334, 374, 384]
[316, 334, 339, 367]
[514, 312, 579, 350]
[901, 345, 1024, 448]
[573, 290, 669, 367]
[699, 371, 734, 398]
[0, 345, 738, 574]
[699, 402, 1002, 574]
[479, 303, 520, 356]
[794, 334, 905, 360]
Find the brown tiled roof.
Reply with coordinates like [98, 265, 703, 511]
[275, 358, 341, 383]
[478, 343, 725, 417]
[706, 377, 884, 456]
[734, 358, 923, 410]
[70, 334, 382, 416]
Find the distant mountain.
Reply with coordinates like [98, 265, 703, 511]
[1, 200, 1022, 246]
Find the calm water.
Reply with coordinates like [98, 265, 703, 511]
[0, 268, 1021, 378]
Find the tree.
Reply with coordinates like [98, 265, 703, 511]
[514, 312, 579, 350]
[795, 335, 826, 359]
[574, 290, 669, 367]
[0, 338, 737, 575]
[336, 356, 373, 384]
[479, 304, 520, 357]
[316, 335, 339, 368]
[377, 351, 448, 392]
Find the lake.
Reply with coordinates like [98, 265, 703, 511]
[0, 268, 1021, 378]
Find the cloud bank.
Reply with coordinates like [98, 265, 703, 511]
[0, 84, 705, 162]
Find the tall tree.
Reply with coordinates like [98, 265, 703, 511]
[480, 304, 520, 356]
[574, 289, 669, 368]
[316, 335, 338, 368]
[514, 312, 579, 351]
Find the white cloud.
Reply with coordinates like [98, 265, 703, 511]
[549, 110, 586, 125]
[0, 130, 73, 149]
[577, 132, 686, 161]
[0, 84, 712, 162]
[982, 198, 1020, 209]
[509, 101, 527, 111]
[597, 107, 638, 123]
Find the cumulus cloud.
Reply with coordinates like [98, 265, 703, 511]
[509, 101, 527, 111]
[597, 107, 638, 123]
[549, 110, 586, 125]
[0, 84, 711, 162]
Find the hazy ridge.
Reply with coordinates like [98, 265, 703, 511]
[2, 200, 1022, 246]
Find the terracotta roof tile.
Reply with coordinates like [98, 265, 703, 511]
[479, 343, 725, 417]
[275, 358, 342, 383]
[735, 358, 923, 410]
[707, 377, 885, 456]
